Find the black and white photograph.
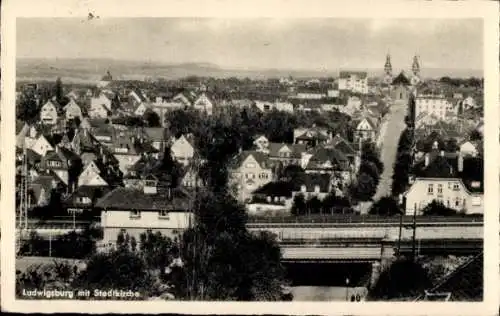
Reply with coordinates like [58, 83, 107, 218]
[2, 0, 499, 314]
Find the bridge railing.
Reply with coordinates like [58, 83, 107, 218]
[247, 214, 483, 225]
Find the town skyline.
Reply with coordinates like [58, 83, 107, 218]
[17, 18, 483, 72]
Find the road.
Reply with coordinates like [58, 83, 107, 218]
[359, 99, 408, 214]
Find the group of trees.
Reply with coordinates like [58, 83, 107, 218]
[348, 141, 384, 203]
[291, 194, 352, 216]
[391, 128, 413, 197]
[438, 76, 483, 89]
[19, 226, 102, 259]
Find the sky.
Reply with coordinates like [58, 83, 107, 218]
[17, 18, 483, 71]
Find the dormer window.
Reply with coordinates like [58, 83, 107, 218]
[130, 210, 141, 219]
[158, 210, 170, 219]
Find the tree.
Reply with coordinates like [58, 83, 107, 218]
[369, 196, 401, 216]
[361, 141, 384, 175]
[306, 196, 322, 214]
[280, 164, 305, 183]
[144, 110, 161, 127]
[111, 93, 121, 111]
[291, 194, 306, 216]
[349, 172, 377, 203]
[17, 93, 39, 123]
[391, 152, 412, 197]
[421, 200, 458, 216]
[53, 77, 68, 107]
[74, 246, 154, 296]
[367, 258, 432, 300]
[176, 189, 288, 301]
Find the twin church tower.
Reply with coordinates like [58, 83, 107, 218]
[383, 54, 421, 86]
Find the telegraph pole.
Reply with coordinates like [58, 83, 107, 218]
[411, 203, 417, 261]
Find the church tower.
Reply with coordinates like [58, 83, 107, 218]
[410, 55, 421, 86]
[383, 54, 393, 85]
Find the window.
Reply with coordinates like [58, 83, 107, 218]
[453, 183, 460, 191]
[245, 163, 256, 168]
[159, 210, 170, 219]
[130, 210, 141, 219]
[246, 173, 255, 179]
[427, 184, 434, 194]
[437, 184, 443, 194]
[455, 198, 461, 207]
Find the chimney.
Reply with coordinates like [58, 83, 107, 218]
[424, 153, 430, 167]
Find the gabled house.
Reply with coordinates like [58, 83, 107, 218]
[63, 98, 83, 121]
[247, 181, 297, 215]
[96, 178, 194, 246]
[291, 173, 332, 200]
[228, 150, 274, 203]
[304, 145, 353, 190]
[264, 142, 307, 167]
[89, 93, 112, 118]
[180, 164, 205, 189]
[111, 130, 158, 173]
[193, 93, 214, 115]
[404, 151, 483, 215]
[172, 92, 193, 107]
[353, 117, 377, 143]
[133, 102, 149, 117]
[78, 160, 110, 187]
[293, 127, 331, 147]
[40, 100, 59, 125]
[30, 134, 55, 157]
[253, 135, 270, 151]
[63, 185, 110, 214]
[28, 175, 60, 207]
[40, 145, 81, 187]
[170, 134, 196, 166]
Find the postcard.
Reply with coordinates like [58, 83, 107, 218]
[1, 0, 499, 315]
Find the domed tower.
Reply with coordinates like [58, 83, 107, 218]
[383, 53, 393, 85]
[410, 55, 421, 86]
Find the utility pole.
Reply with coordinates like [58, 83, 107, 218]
[397, 208, 403, 256]
[411, 203, 417, 262]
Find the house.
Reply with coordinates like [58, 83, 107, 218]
[78, 160, 110, 187]
[254, 100, 275, 113]
[338, 71, 368, 94]
[253, 135, 270, 151]
[180, 164, 204, 189]
[304, 145, 353, 191]
[28, 175, 59, 207]
[96, 177, 194, 246]
[89, 93, 112, 118]
[170, 134, 196, 166]
[293, 127, 331, 147]
[142, 127, 169, 153]
[63, 185, 110, 214]
[172, 92, 193, 107]
[30, 134, 55, 157]
[462, 96, 477, 110]
[353, 117, 378, 143]
[133, 102, 149, 117]
[459, 140, 480, 158]
[404, 152, 483, 215]
[415, 95, 457, 122]
[40, 100, 59, 125]
[274, 101, 294, 113]
[291, 173, 332, 200]
[228, 150, 274, 203]
[63, 98, 83, 121]
[111, 130, 157, 173]
[247, 181, 296, 215]
[40, 145, 81, 186]
[193, 93, 214, 115]
[263, 142, 308, 167]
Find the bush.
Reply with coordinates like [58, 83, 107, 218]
[421, 200, 458, 216]
[367, 258, 432, 300]
[369, 196, 401, 216]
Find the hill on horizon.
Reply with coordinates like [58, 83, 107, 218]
[16, 58, 483, 84]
